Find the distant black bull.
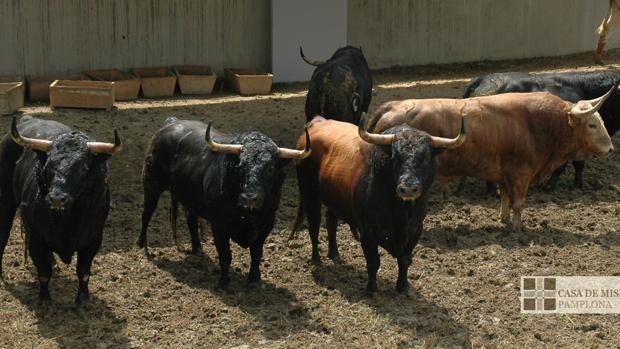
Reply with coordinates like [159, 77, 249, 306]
[301, 45, 372, 124]
[464, 71, 620, 191]
[137, 118, 310, 289]
[0, 116, 122, 303]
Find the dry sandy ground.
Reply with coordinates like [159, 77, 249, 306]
[0, 50, 619, 348]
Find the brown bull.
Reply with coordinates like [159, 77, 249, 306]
[596, 0, 620, 64]
[368, 91, 615, 231]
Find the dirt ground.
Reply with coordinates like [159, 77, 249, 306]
[1, 49, 619, 348]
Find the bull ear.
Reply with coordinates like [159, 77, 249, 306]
[568, 112, 582, 128]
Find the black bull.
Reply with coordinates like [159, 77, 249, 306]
[463, 71, 620, 191]
[0, 116, 122, 303]
[301, 45, 373, 124]
[137, 118, 310, 289]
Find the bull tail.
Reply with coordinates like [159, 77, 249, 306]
[21, 222, 28, 266]
[462, 76, 484, 98]
[299, 46, 324, 66]
[288, 202, 305, 241]
[170, 194, 180, 251]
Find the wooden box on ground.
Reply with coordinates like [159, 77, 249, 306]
[173, 66, 217, 95]
[85, 69, 140, 101]
[0, 82, 25, 115]
[50, 80, 114, 111]
[28, 74, 88, 102]
[131, 67, 176, 97]
[225, 68, 273, 95]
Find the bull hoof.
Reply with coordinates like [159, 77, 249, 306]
[135, 238, 146, 249]
[311, 254, 322, 265]
[396, 283, 409, 296]
[328, 252, 342, 264]
[75, 292, 90, 305]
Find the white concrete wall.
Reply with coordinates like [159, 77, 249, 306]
[348, 0, 620, 69]
[272, 0, 347, 82]
[0, 0, 271, 77]
[0, 1, 617, 79]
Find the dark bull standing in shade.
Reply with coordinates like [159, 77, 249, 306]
[291, 114, 465, 296]
[0, 116, 122, 304]
[463, 71, 620, 192]
[301, 45, 373, 125]
[369, 90, 615, 232]
[137, 118, 310, 289]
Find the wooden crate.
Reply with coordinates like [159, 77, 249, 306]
[225, 68, 273, 95]
[173, 65, 216, 95]
[0, 82, 25, 115]
[132, 67, 177, 97]
[28, 74, 88, 102]
[85, 69, 140, 101]
[50, 80, 114, 111]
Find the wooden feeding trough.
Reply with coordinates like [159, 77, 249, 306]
[131, 67, 176, 97]
[28, 74, 88, 102]
[225, 68, 273, 95]
[173, 65, 217, 95]
[0, 82, 25, 115]
[50, 80, 114, 111]
[85, 69, 140, 101]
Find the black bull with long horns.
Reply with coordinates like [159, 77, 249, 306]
[137, 118, 311, 289]
[0, 116, 122, 304]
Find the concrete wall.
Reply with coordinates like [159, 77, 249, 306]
[0, 1, 617, 78]
[348, 0, 620, 69]
[272, 0, 347, 82]
[0, 0, 271, 77]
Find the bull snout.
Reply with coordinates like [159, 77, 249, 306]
[396, 182, 422, 201]
[239, 192, 264, 210]
[46, 191, 72, 210]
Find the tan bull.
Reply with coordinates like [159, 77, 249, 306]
[596, 0, 620, 64]
[368, 90, 615, 231]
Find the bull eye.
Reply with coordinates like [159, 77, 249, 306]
[588, 124, 597, 129]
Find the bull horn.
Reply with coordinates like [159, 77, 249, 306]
[430, 116, 467, 149]
[571, 86, 615, 117]
[278, 126, 312, 160]
[87, 130, 123, 155]
[299, 46, 324, 66]
[205, 122, 242, 154]
[10, 116, 53, 152]
[358, 113, 395, 145]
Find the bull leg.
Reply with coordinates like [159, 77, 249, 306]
[170, 194, 180, 250]
[360, 235, 380, 297]
[307, 204, 322, 264]
[28, 241, 53, 303]
[572, 160, 585, 189]
[0, 199, 17, 278]
[212, 225, 232, 289]
[499, 187, 511, 224]
[396, 254, 412, 295]
[75, 243, 100, 304]
[486, 181, 498, 196]
[186, 211, 202, 255]
[248, 238, 265, 284]
[349, 224, 360, 241]
[545, 163, 567, 191]
[510, 184, 529, 232]
[325, 210, 341, 263]
[137, 184, 164, 253]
